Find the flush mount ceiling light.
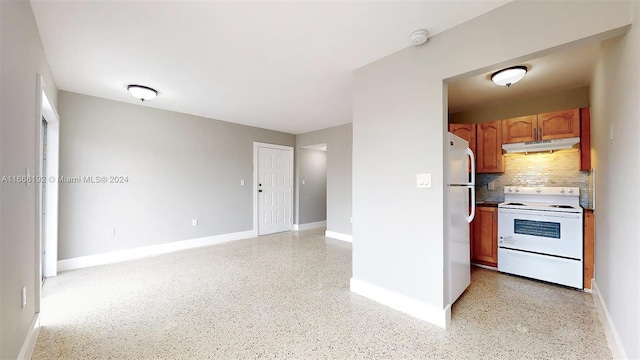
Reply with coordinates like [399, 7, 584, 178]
[127, 84, 158, 102]
[491, 66, 528, 87]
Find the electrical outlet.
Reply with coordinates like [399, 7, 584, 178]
[302, 180, 306, 185]
[192, 219, 198, 226]
[21, 287, 27, 308]
[488, 181, 496, 191]
[240, 179, 245, 186]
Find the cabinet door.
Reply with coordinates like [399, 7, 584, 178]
[472, 207, 498, 267]
[449, 123, 476, 172]
[502, 115, 537, 144]
[476, 120, 504, 173]
[538, 108, 580, 140]
[584, 212, 595, 289]
[449, 123, 476, 155]
[579, 107, 591, 171]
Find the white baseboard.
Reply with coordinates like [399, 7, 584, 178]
[350, 277, 449, 329]
[58, 230, 257, 272]
[592, 279, 628, 360]
[325, 230, 352, 243]
[292, 221, 326, 231]
[471, 263, 498, 271]
[18, 313, 40, 360]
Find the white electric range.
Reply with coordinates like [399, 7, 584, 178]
[497, 186, 584, 289]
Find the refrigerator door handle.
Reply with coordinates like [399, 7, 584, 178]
[466, 148, 475, 186]
[467, 187, 476, 223]
[466, 147, 476, 223]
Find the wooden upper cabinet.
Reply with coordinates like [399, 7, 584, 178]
[538, 108, 580, 140]
[449, 123, 476, 155]
[501, 109, 580, 143]
[580, 107, 591, 171]
[476, 120, 504, 173]
[502, 115, 537, 144]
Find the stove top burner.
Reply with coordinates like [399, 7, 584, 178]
[550, 204, 575, 209]
[505, 202, 525, 206]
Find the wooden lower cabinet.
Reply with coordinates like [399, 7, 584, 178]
[472, 206, 498, 267]
[584, 211, 595, 289]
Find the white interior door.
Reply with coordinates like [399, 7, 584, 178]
[257, 145, 292, 235]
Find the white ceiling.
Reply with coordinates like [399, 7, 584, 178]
[448, 41, 601, 113]
[31, 1, 511, 134]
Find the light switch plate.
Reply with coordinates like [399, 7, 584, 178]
[417, 173, 432, 188]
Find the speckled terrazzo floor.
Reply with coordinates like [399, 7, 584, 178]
[33, 228, 611, 359]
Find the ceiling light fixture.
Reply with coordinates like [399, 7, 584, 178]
[127, 84, 158, 102]
[491, 66, 528, 87]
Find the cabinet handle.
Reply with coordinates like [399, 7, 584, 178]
[534, 128, 537, 140]
[539, 127, 542, 139]
[493, 210, 497, 222]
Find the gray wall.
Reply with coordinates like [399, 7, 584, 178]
[296, 124, 352, 235]
[0, 1, 58, 358]
[58, 91, 295, 260]
[296, 148, 327, 224]
[590, 3, 640, 358]
[352, 0, 631, 318]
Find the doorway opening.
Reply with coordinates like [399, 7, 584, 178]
[36, 75, 60, 312]
[41, 117, 47, 283]
[295, 143, 327, 230]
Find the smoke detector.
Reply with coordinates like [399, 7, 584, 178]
[410, 29, 429, 46]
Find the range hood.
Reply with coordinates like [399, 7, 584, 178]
[502, 137, 580, 154]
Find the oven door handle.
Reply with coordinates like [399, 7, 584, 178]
[467, 187, 476, 223]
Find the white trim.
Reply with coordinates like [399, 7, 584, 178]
[592, 280, 628, 360]
[325, 230, 352, 243]
[471, 263, 498, 271]
[57, 230, 257, 272]
[253, 142, 294, 236]
[292, 221, 326, 231]
[350, 277, 449, 329]
[17, 314, 40, 360]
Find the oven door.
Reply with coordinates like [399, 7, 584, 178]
[498, 208, 583, 259]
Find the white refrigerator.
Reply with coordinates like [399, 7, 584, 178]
[447, 133, 476, 305]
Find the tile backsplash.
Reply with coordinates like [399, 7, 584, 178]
[476, 149, 592, 208]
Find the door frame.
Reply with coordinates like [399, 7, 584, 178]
[35, 75, 60, 311]
[253, 142, 294, 235]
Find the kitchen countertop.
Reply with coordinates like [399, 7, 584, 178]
[476, 201, 595, 212]
[475, 201, 500, 208]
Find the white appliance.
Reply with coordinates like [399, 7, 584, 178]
[501, 137, 580, 154]
[498, 186, 584, 288]
[447, 133, 476, 305]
